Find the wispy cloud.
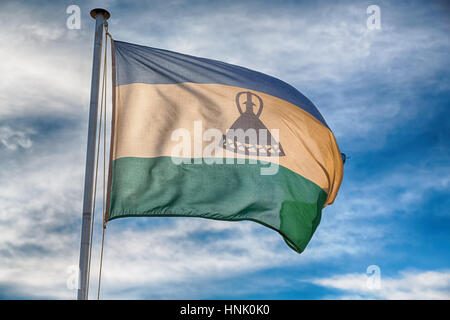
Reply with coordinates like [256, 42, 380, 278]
[0, 126, 34, 150]
[309, 269, 450, 299]
[0, 2, 92, 120]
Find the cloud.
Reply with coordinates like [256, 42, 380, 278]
[96, 219, 294, 299]
[309, 269, 450, 299]
[0, 126, 35, 150]
[0, 1, 92, 120]
[335, 164, 450, 219]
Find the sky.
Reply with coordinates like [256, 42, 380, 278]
[0, 0, 449, 299]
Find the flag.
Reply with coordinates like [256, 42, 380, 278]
[106, 40, 344, 253]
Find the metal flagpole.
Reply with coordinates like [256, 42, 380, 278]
[77, 8, 111, 300]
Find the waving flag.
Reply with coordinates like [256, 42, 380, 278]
[105, 40, 343, 253]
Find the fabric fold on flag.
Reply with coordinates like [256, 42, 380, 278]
[106, 40, 344, 253]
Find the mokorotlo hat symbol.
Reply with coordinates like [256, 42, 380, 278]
[221, 91, 285, 157]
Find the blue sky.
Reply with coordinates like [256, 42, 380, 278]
[0, 0, 449, 299]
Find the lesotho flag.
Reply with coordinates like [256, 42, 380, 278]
[105, 40, 344, 253]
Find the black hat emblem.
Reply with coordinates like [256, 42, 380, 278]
[221, 91, 285, 157]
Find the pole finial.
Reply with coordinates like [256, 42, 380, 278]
[90, 8, 110, 20]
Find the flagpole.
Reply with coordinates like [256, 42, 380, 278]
[77, 8, 110, 300]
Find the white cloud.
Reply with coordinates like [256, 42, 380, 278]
[0, 126, 34, 150]
[0, 2, 92, 120]
[309, 269, 450, 299]
[333, 164, 450, 220]
[95, 219, 294, 299]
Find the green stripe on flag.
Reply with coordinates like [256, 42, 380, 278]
[108, 156, 327, 253]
